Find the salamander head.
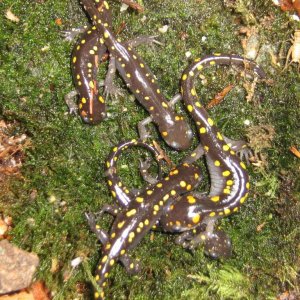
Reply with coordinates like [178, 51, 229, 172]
[160, 116, 193, 150]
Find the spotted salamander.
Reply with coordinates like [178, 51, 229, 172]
[158, 54, 266, 254]
[105, 55, 265, 258]
[65, 2, 112, 124]
[79, 0, 193, 150]
[86, 139, 202, 299]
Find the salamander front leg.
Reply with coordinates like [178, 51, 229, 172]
[183, 144, 205, 164]
[85, 212, 109, 244]
[168, 94, 182, 108]
[139, 157, 161, 185]
[61, 26, 88, 41]
[120, 254, 141, 275]
[104, 56, 124, 100]
[65, 90, 79, 115]
[138, 117, 153, 140]
[124, 35, 163, 49]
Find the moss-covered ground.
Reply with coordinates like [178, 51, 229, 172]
[1, 0, 300, 299]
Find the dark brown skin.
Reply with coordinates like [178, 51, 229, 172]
[80, 0, 193, 150]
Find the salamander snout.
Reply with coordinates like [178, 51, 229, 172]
[162, 118, 193, 150]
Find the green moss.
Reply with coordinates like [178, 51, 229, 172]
[1, 0, 300, 299]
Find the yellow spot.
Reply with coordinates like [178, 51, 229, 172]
[165, 176, 170, 181]
[197, 64, 203, 70]
[187, 195, 196, 204]
[240, 162, 247, 169]
[89, 50, 95, 55]
[211, 196, 220, 202]
[102, 255, 108, 263]
[207, 118, 214, 126]
[191, 88, 197, 96]
[246, 182, 250, 189]
[154, 205, 160, 211]
[186, 184, 192, 191]
[136, 89, 140, 93]
[103, 1, 109, 9]
[214, 160, 221, 166]
[163, 194, 169, 201]
[159, 200, 163, 206]
[157, 89, 161, 94]
[76, 45, 80, 50]
[233, 207, 239, 212]
[195, 101, 202, 107]
[95, 292, 100, 298]
[144, 219, 149, 225]
[173, 169, 179, 175]
[170, 190, 176, 196]
[126, 209, 137, 217]
[130, 263, 134, 269]
[95, 275, 100, 281]
[162, 131, 168, 137]
[210, 60, 216, 65]
[240, 196, 246, 203]
[133, 55, 137, 59]
[126, 73, 131, 78]
[76, 74, 80, 80]
[100, 38, 104, 44]
[111, 191, 116, 198]
[104, 272, 109, 278]
[180, 181, 187, 187]
[182, 74, 187, 80]
[195, 173, 199, 179]
[222, 170, 231, 177]
[99, 96, 105, 103]
[187, 105, 193, 112]
[150, 106, 154, 111]
[199, 127, 206, 134]
[224, 208, 231, 215]
[226, 180, 233, 186]
[111, 232, 116, 238]
[209, 212, 216, 217]
[72, 56, 77, 63]
[89, 81, 95, 89]
[189, 70, 194, 76]
[81, 39, 86, 44]
[110, 259, 115, 266]
[217, 132, 223, 140]
[192, 214, 200, 224]
[147, 190, 153, 195]
[129, 232, 135, 239]
[81, 97, 87, 104]
[118, 221, 125, 229]
[162, 102, 168, 108]
[175, 115, 181, 121]
[108, 180, 112, 186]
[139, 63, 144, 68]
[223, 188, 230, 194]
[157, 183, 163, 188]
[204, 146, 209, 152]
[139, 222, 144, 228]
[120, 249, 126, 255]
[144, 96, 150, 100]
[105, 243, 111, 250]
[136, 197, 144, 203]
[223, 144, 230, 151]
[104, 31, 109, 38]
